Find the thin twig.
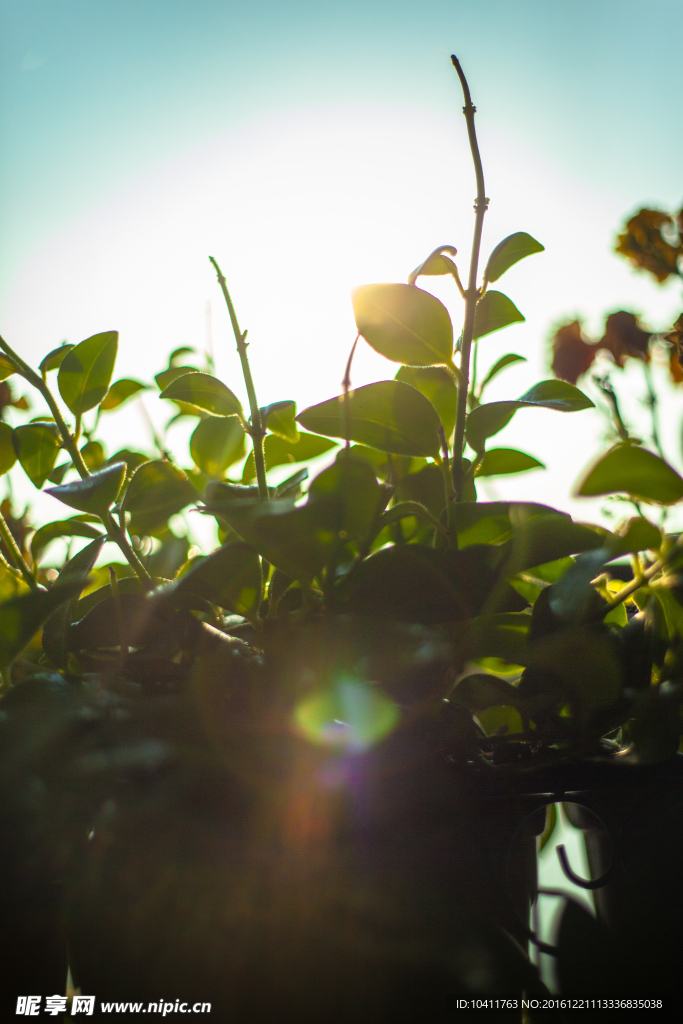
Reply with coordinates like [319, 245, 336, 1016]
[209, 257, 268, 502]
[342, 334, 360, 449]
[0, 515, 37, 590]
[450, 55, 489, 501]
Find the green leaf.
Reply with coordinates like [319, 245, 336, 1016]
[58, 331, 118, 415]
[472, 291, 524, 340]
[576, 443, 683, 505]
[169, 347, 195, 365]
[466, 380, 594, 452]
[122, 460, 197, 536]
[108, 449, 149, 477]
[221, 498, 342, 583]
[190, 417, 246, 478]
[0, 354, 16, 381]
[614, 516, 662, 553]
[483, 232, 545, 284]
[352, 283, 453, 367]
[505, 513, 609, 576]
[309, 454, 383, 543]
[395, 463, 445, 521]
[80, 440, 105, 470]
[408, 251, 458, 282]
[475, 448, 544, 477]
[100, 378, 148, 411]
[452, 673, 521, 712]
[297, 381, 442, 458]
[154, 365, 199, 391]
[395, 365, 458, 437]
[172, 541, 261, 619]
[262, 400, 299, 443]
[41, 536, 107, 666]
[39, 343, 74, 374]
[31, 519, 104, 562]
[242, 431, 336, 483]
[0, 578, 87, 670]
[478, 353, 527, 395]
[477, 705, 524, 736]
[0, 422, 17, 475]
[159, 372, 242, 418]
[45, 461, 126, 514]
[12, 422, 61, 487]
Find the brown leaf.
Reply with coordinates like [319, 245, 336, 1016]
[551, 320, 597, 384]
[665, 314, 683, 384]
[598, 311, 651, 367]
[615, 208, 682, 284]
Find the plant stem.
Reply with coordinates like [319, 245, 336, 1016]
[209, 257, 268, 502]
[0, 513, 38, 591]
[342, 334, 360, 449]
[0, 334, 90, 479]
[0, 334, 154, 587]
[103, 511, 153, 584]
[643, 361, 664, 458]
[450, 55, 489, 502]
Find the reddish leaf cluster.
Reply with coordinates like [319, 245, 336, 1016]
[615, 208, 682, 284]
[551, 311, 651, 384]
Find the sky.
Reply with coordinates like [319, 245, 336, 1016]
[1, 0, 683, 527]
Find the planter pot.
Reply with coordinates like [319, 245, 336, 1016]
[565, 779, 683, 1001]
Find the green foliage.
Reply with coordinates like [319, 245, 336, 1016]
[483, 232, 545, 284]
[466, 380, 594, 452]
[190, 417, 246, 478]
[298, 380, 442, 457]
[472, 291, 525, 339]
[0, 422, 17, 475]
[12, 422, 61, 487]
[122, 460, 197, 536]
[31, 518, 103, 563]
[41, 536, 107, 666]
[39, 343, 74, 374]
[242, 431, 335, 483]
[46, 462, 127, 514]
[475, 448, 544, 477]
[172, 541, 262, 619]
[395, 366, 458, 437]
[576, 443, 683, 504]
[0, 578, 86, 669]
[58, 331, 118, 415]
[261, 400, 299, 443]
[100, 378, 148, 411]
[352, 283, 454, 367]
[160, 372, 242, 417]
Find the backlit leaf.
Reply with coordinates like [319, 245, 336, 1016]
[466, 380, 594, 452]
[396, 365, 458, 437]
[408, 245, 458, 284]
[309, 453, 383, 543]
[12, 422, 61, 487]
[122, 460, 197, 536]
[31, 518, 103, 562]
[614, 516, 661, 553]
[352, 283, 453, 366]
[39, 343, 74, 374]
[190, 417, 246, 477]
[576, 443, 683, 505]
[0, 354, 15, 381]
[475, 448, 544, 477]
[154, 365, 199, 391]
[242, 431, 336, 484]
[483, 232, 544, 284]
[173, 541, 261, 619]
[159, 372, 242, 418]
[58, 331, 118, 415]
[262, 400, 299, 443]
[0, 422, 17, 475]
[41, 536, 107, 666]
[100, 378, 148, 411]
[472, 291, 524, 340]
[505, 513, 608, 576]
[45, 461, 126, 514]
[0, 578, 86, 669]
[80, 440, 105, 470]
[297, 380, 441, 458]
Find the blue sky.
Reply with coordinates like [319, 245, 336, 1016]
[1, 0, 683, 523]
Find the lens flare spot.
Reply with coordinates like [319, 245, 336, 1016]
[293, 678, 399, 751]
